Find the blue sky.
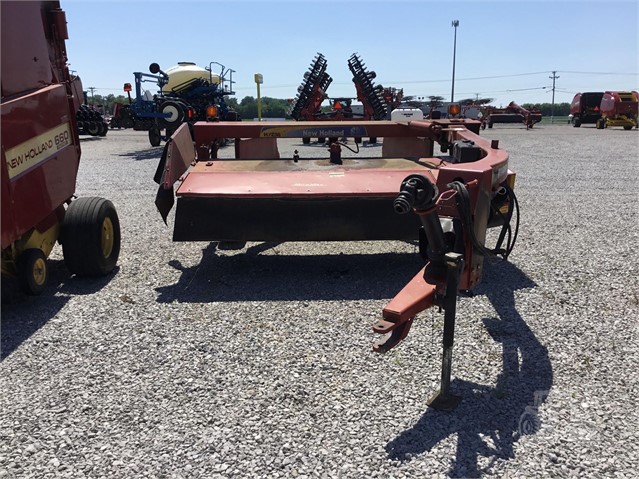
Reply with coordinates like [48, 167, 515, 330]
[63, 0, 638, 107]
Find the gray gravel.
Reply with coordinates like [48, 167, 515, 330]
[1, 123, 638, 478]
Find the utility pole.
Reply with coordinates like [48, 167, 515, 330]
[451, 20, 459, 102]
[88, 86, 96, 105]
[549, 71, 559, 124]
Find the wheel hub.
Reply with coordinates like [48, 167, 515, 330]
[32, 257, 46, 286]
[101, 217, 114, 257]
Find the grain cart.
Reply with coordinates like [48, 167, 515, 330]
[596, 91, 638, 130]
[1, 1, 121, 295]
[154, 117, 518, 409]
[570, 92, 603, 127]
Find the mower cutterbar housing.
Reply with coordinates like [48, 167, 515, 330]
[155, 117, 507, 252]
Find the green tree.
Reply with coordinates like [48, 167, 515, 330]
[239, 96, 257, 119]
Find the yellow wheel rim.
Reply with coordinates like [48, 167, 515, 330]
[33, 257, 46, 286]
[101, 217, 114, 258]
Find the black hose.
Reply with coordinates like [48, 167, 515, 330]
[447, 181, 519, 260]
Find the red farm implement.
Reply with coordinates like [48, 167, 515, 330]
[288, 53, 403, 144]
[1, 1, 121, 295]
[596, 91, 638, 130]
[154, 118, 519, 409]
[482, 101, 542, 130]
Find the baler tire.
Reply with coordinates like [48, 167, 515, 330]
[17, 249, 48, 295]
[61, 197, 121, 277]
[573, 118, 581, 127]
[149, 128, 161, 147]
[623, 125, 633, 130]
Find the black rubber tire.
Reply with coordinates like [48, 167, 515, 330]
[573, 117, 581, 127]
[518, 410, 541, 435]
[149, 128, 161, 147]
[98, 122, 108, 137]
[86, 122, 101, 136]
[61, 197, 121, 277]
[17, 248, 47, 295]
[624, 125, 633, 130]
[369, 137, 377, 144]
[159, 100, 185, 126]
[487, 123, 493, 129]
[302, 137, 311, 144]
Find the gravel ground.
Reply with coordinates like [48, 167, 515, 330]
[1, 123, 638, 478]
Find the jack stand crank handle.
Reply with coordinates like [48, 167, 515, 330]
[428, 252, 464, 412]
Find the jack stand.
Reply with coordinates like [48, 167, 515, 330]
[329, 142, 342, 165]
[428, 252, 464, 412]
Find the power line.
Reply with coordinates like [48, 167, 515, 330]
[388, 71, 552, 85]
[506, 86, 547, 92]
[97, 70, 638, 93]
[233, 71, 554, 90]
[558, 71, 638, 75]
[406, 86, 548, 98]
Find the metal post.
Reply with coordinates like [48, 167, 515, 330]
[228, 69, 236, 94]
[451, 20, 459, 103]
[254, 73, 263, 121]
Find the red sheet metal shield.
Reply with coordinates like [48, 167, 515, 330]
[154, 123, 195, 223]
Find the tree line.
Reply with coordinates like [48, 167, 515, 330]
[86, 93, 292, 119]
[87, 93, 571, 119]
[521, 103, 571, 116]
